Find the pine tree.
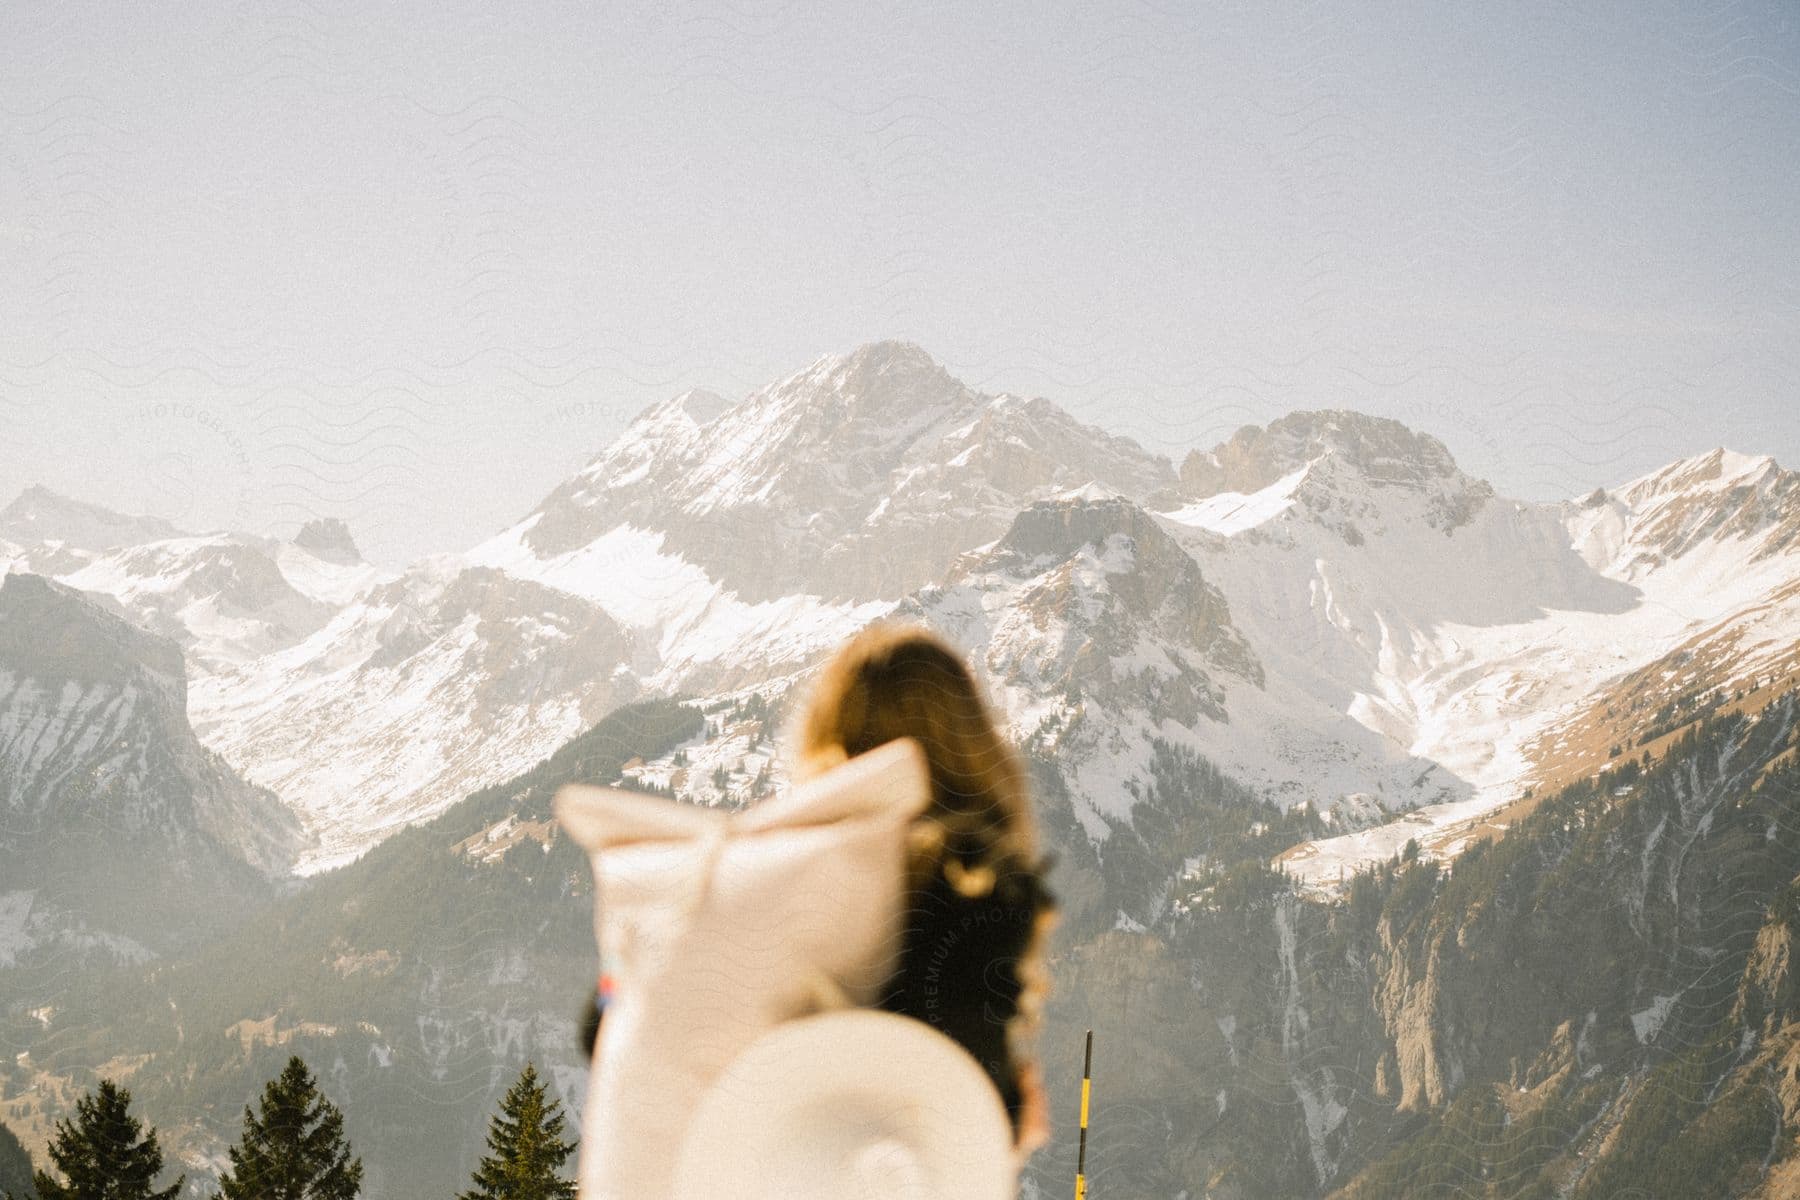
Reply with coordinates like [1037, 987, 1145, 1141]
[1, 1118, 34, 1200]
[458, 1064, 576, 1200]
[31, 1080, 182, 1200]
[216, 1057, 361, 1200]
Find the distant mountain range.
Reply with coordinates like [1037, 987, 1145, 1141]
[4, 342, 1799, 1197]
[5, 341, 1794, 877]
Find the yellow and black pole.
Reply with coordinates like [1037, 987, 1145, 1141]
[1074, 1029, 1093, 1200]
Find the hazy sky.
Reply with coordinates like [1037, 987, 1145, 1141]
[4, 1, 1797, 566]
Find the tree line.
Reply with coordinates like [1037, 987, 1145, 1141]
[4, 1057, 574, 1200]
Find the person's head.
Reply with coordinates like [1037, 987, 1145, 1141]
[792, 624, 1056, 1153]
[792, 623, 1037, 891]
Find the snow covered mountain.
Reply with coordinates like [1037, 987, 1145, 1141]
[0, 573, 302, 965]
[0, 573, 301, 871]
[0, 485, 182, 573]
[181, 342, 1182, 869]
[1, 492, 382, 674]
[509, 340, 1176, 601]
[896, 490, 1460, 841]
[1150, 413, 1633, 863]
[6, 345, 1797, 886]
[584, 401, 1800, 892]
[185, 561, 654, 869]
[1267, 439, 1800, 885]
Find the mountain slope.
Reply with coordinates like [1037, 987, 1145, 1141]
[187, 564, 650, 871]
[1020, 685, 1800, 1200]
[0, 698, 702, 1196]
[895, 490, 1456, 843]
[0, 485, 181, 575]
[4, 361, 1800, 1199]
[1273, 443, 1800, 888]
[1329, 690, 1800, 1199]
[0, 573, 303, 962]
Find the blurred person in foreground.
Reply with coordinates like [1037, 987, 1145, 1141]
[558, 623, 1056, 1199]
[791, 622, 1057, 1155]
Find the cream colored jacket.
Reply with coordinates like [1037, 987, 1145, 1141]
[555, 738, 1016, 1200]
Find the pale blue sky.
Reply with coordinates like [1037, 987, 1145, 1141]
[3, 1, 1796, 565]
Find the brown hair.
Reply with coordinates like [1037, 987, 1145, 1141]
[792, 622, 1038, 891]
[794, 624, 1056, 1146]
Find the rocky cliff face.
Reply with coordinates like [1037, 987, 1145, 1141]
[0, 573, 301, 872]
[1323, 692, 1800, 1198]
[1020, 687, 1800, 1199]
[0, 573, 303, 961]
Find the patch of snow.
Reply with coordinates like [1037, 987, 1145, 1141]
[1161, 464, 1312, 537]
[1631, 994, 1678, 1044]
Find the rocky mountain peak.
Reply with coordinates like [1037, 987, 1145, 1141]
[815, 339, 948, 390]
[924, 491, 1261, 749]
[628, 387, 734, 433]
[519, 344, 1172, 600]
[1620, 447, 1784, 503]
[1611, 448, 1799, 565]
[1180, 410, 1465, 498]
[977, 493, 1255, 662]
[990, 492, 1175, 567]
[765, 340, 968, 429]
[1173, 410, 1494, 538]
[293, 517, 363, 565]
[0, 485, 182, 554]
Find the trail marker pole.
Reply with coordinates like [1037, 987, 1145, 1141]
[1075, 1029, 1092, 1200]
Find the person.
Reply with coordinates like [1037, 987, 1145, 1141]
[788, 622, 1057, 1156]
[560, 622, 1056, 1197]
